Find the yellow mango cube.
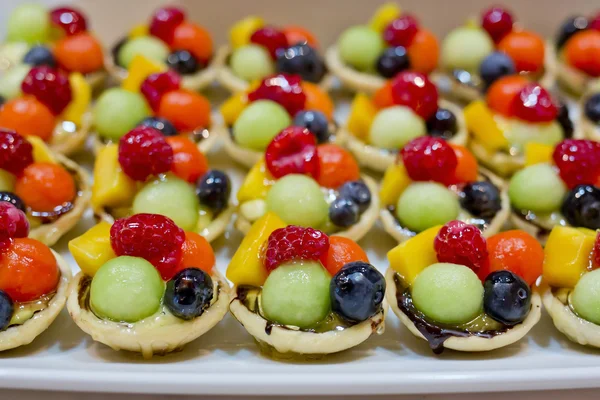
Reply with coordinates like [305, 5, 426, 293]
[69, 221, 116, 277]
[121, 55, 166, 93]
[387, 226, 442, 285]
[380, 163, 412, 206]
[237, 160, 275, 203]
[128, 23, 149, 39]
[347, 93, 377, 141]
[369, 3, 401, 33]
[525, 142, 554, 166]
[27, 136, 57, 164]
[221, 93, 248, 126]
[230, 16, 264, 49]
[543, 226, 596, 288]
[62, 72, 91, 126]
[226, 212, 286, 286]
[464, 101, 509, 151]
[92, 144, 138, 210]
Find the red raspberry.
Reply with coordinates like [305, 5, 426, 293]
[481, 7, 514, 43]
[390, 71, 439, 120]
[141, 70, 181, 112]
[50, 7, 88, 36]
[265, 126, 319, 179]
[248, 73, 307, 116]
[21, 66, 72, 115]
[590, 13, 600, 31]
[510, 84, 558, 123]
[383, 14, 419, 47]
[434, 220, 489, 271]
[250, 26, 289, 59]
[264, 226, 330, 272]
[593, 232, 600, 267]
[110, 213, 185, 280]
[0, 129, 33, 175]
[149, 6, 185, 44]
[400, 136, 457, 185]
[553, 139, 600, 188]
[0, 202, 29, 251]
[118, 126, 173, 181]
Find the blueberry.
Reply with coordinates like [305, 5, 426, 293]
[0, 191, 26, 212]
[166, 50, 201, 75]
[112, 37, 127, 67]
[0, 95, 4, 107]
[483, 270, 531, 326]
[479, 52, 516, 88]
[0, 290, 13, 331]
[584, 93, 600, 124]
[556, 16, 588, 49]
[338, 180, 371, 213]
[196, 170, 231, 211]
[293, 110, 330, 143]
[329, 197, 360, 227]
[138, 116, 178, 136]
[376, 46, 410, 78]
[330, 261, 385, 323]
[459, 181, 502, 220]
[165, 268, 213, 321]
[23, 46, 56, 68]
[426, 108, 458, 140]
[556, 100, 574, 138]
[562, 184, 600, 230]
[276, 44, 326, 83]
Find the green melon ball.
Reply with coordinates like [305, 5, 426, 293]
[368, 106, 426, 149]
[93, 88, 151, 141]
[0, 64, 30, 100]
[90, 256, 164, 323]
[338, 25, 385, 71]
[117, 36, 170, 69]
[396, 182, 460, 233]
[572, 269, 600, 325]
[261, 261, 331, 328]
[7, 4, 50, 44]
[441, 27, 494, 72]
[0, 42, 30, 66]
[230, 44, 275, 82]
[508, 163, 566, 214]
[412, 262, 484, 325]
[133, 175, 199, 232]
[232, 100, 291, 151]
[503, 119, 565, 152]
[266, 174, 328, 227]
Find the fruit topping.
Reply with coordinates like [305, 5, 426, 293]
[237, 160, 274, 202]
[282, 25, 318, 47]
[21, 66, 72, 115]
[407, 29, 440, 75]
[23, 46, 56, 68]
[510, 84, 558, 123]
[165, 268, 213, 320]
[0, 64, 30, 101]
[339, 180, 372, 213]
[396, 182, 459, 233]
[196, 170, 231, 212]
[483, 270, 531, 325]
[138, 116, 178, 137]
[0, 291, 13, 331]
[543, 226, 595, 288]
[149, 6, 185, 44]
[157, 89, 211, 132]
[68, 221, 116, 278]
[479, 52, 516, 88]
[590, 13, 600, 30]
[571, 269, 600, 324]
[178, 232, 215, 274]
[383, 14, 419, 47]
[369, 106, 426, 149]
[293, 110, 330, 143]
[276, 43, 326, 82]
[388, 226, 441, 284]
[0, 202, 29, 248]
[485, 75, 528, 117]
[565, 30, 600, 77]
[172, 22, 213, 63]
[449, 143, 478, 183]
[460, 181, 502, 219]
[400, 136, 457, 185]
[373, 81, 394, 109]
[481, 6, 514, 43]
[553, 139, 600, 189]
[0, 129, 33, 176]
[117, 36, 170, 69]
[0, 97, 56, 141]
[562, 185, 600, 230]
[369, 3, 401, 33]
[15, 162, 76, 213]
[376, 46, 410, 78]
[347, 93, 377, 140]
[330, 261, 385, 322]
[303, 82, 334, 119]
[167, 49, 200, 74]
[584, 93, 600, 123]
[0, 192, 25, 213]
[380, 163, 412, 206]
[338, 26, 385, 72]
[390, 71, 439, 120]
[426, 108, 458, 140]
[140, 70, 181, 112]
[248, 73, 306, 116]
[230, 44, 274, 82]
[441, 26, 494, 72]
[50, 6, 87, 36]
[508, 164, 566, 214]
[556, 101, 574, 138]
[556, 16, 588, 49]
[267, 174, 328, 227]
[54, 33, 104, 74]
[329, 197, 360, 228]
[118, 126, 173, 181]
[316, 144, 360, 188]
[497, 30, 545, 73]
[434, 220, 488, 271]
[7, 4, 50, 44]
[93, 88, 151, 141]
[250, 27, 288, 59]
[265, 126, 319, 179]
[320, 236, 368, 276]
[233, 100, 291, 150]
[92, 144, 137, 210]
[166, 136, 208, 183]
[264, 225, 329, 271]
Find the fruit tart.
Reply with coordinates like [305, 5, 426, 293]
[236, 128, 378, 241]
[220, 73, 336, 168]
[508, 139, 600, 244]
[0, 129, 89, 246]
[435, 6, 554, 102]
[380, 137, 509, 243]
[341, 71, 467, 172]
[386, 221, 542, 353]
[67, 214, 230, 358]
[0, 65, 92, 155]
[91, 125, 233, 243]
[464, 76, 576, 177]
[218, 16, 330, 93]
[1, 4, 106, 89]
[325, 3, 439, 93]
[107, 6, 216, 91]
[541, 226, 600, 348]
[227, 214, 386, 358]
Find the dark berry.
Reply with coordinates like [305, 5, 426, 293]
[562, 184, 600, 230]
[276, 43, 326, 83]
[584, 93, 600, 123]
[556, 16, 589, 49]
[0, 290, 13, 331]
[23, 46, 56, 68]
[196, 170, 231, 211]
[510, 84, 558, 123]
[165, 268, 213, 320]
[118, 126, 173, 181]
[112, 37, 127, 67]
[21, 66, 72, 115]
[329, 197, 360, 227]
[426, 108, 458, 140]
[483, 270, 531, 326]
[264, 226, 329, 271]
[330, 261, 385, 323]
[0, 129, 33, 176]
[149, 6, 185, 44]
[338, 181, 371, 213]
[50, 7, 87, 36]
[166, 50, 201, 75]
[0, 192, 26, 213]
[138, 116, 178, 136]
[479, 52, 516, 88]
[376, 46, 410, 78]
[265, 126, 319, 179]
[556, 100, 574, 138]
[250, 26, 289, 59]
[459, 181, 502, 220]
[400, 136, 457, 185]
[0, 96, 4, 107]
[481, 7, 514, 43]
[553, 139, 600, 188]
[390, 71, 439, 119]
[434, 220, 488, 271]
[248, 73, 306, 116]
[293, 110, 330, 143]
[383, 15, 419, 47]
[140, 70, 181, 112]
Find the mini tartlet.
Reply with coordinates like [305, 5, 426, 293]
[68, 214, 230, 358]
[219, 73, 337, 169]
[227, 214, 386, 358]
[435, 6, 555, 103]
[340, 71, 466, 172]
[379, 136, 509, 243]
[107, 6, 217, 91]
[386, 221, 542, 353]
[218, 16, 330, 93]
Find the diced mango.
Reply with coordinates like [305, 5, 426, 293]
[128, 23, 149, 39]
[27, 136, 57, 164]
[543, 226, 596, 288]
[387, 225, 442, 285]
[121, 55, 166, 93]
[221, 93, 248, 126]
[92, 144, 138, 209]
[226, 212, 286, 286]
[380, 163, 412, 206]
[0, 170, 15, 192]
[237, 160, 275, 202]
[69, 221, 117, 277]
[369, 3, 401, 33]
[525, 142, 554, 166]
[229, 16, 264, 49]
[62, 72, 91, 126]
[347, 93, 377, 141]
[464, 100, 509, 151]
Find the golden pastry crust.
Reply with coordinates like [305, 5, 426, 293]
[556, 58, 594, 97]
[48, 111, 92, 156]
[324, 46, 385, 93]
